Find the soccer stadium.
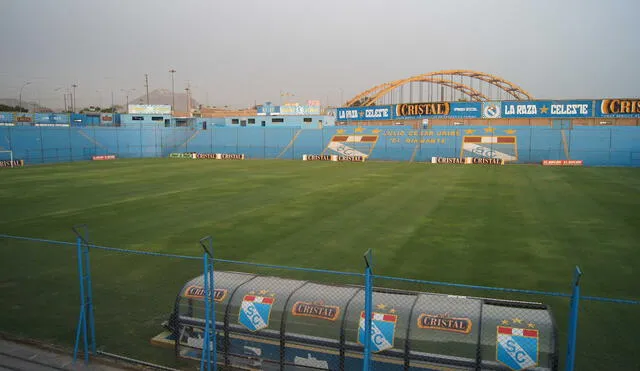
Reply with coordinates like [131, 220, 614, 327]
[1, 66, 639, 371]
[2, 0, 640, 369]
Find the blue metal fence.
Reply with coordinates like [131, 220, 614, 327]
[2, 125, 640, 166]
[0, 232, 638, 371]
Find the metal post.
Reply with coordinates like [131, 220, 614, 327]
[84, 237, 96, 354]
[200, 236, 216, 371]
[201, 252, 211, 371]
[565, 266, 583, 371]
[73, 235, 88, 364]
[363, 249, 373, 371]
[72, 225, 96, 364]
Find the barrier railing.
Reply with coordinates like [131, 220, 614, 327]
[0, 231, 639, 371]
[2, 125, 640, 166]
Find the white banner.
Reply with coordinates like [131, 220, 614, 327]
[128, 104, 172, 114]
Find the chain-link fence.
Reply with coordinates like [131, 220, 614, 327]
[1, 233, 638, 371]
[575, 298, 640, 371]
[0, 235, 79, 347]
[2, 125, 639, 166]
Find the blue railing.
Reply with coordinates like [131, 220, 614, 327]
[0, 232, 638, 371]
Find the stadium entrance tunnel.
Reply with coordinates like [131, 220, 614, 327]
[152, 271, 558, 370]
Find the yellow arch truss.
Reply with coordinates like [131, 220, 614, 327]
[346, 69, 533, 107]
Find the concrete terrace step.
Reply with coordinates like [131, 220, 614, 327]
[0, 338, 139, 371]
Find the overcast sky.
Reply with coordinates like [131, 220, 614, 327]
[1, 0, 638, 109]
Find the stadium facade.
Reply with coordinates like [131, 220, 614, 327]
[1, 97, 639, 167]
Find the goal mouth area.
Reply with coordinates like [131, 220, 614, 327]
[0, 150, 22, 168]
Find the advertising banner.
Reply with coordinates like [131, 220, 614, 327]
[336, 155, 366, 162]
[482, 102, 502, 118]
[541, 160, 584, 166]
[431, 157, 468, 164]
[35, 113, 70, 124]
[15, 113, 33, 123]
[100, 114, 114, 124]
[0, 112, 14, 124]
[302, 154, 366, 162]
[279, 104, 321, 115]
[34, 123, 70, 127]
[216, 153, 244, 160]
[257, 102, 279, 116]
[196, 153, 217, 159]
[395, 102, 450, 118]
[595, 99, 640, 118]
[128, 104, 172, 114]
[191, 153, 245, 160]
[395, 102, 481, 119]
[449, 102, 482, 118]
[336, 105, 393, 121]
[303, 154, 334, 161]
[279, 104, 296, 115]
[169, 152, 196, 159]
[92, 155, 116, 161]
[501, 100, 593, 118]
[430, 157, 504, 165]
[0, 159, 24, 168]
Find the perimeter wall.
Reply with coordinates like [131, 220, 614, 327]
[1, 124, 640, 166]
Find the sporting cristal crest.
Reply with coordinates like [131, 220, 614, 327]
[357, 304, 398, 353]
[238, 291, 275, 332]
[496, 318, 539, 371]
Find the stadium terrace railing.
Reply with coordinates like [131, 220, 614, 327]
[0, 232, 639, 371]
[1, 125, 640, 167]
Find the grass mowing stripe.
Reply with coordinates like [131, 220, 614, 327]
[0, 159, 639, 371]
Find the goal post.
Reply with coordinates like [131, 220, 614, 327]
[0, 150, 15, 168]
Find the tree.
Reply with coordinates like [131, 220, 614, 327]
[101, 105, 120, 113]
[0, 104, 28, 112]
[80, 106, 101, 114]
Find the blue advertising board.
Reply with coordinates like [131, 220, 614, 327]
[35, 113, 70, 125]
[257, 103, 281, 116]
[337, 102, 481, 121]
[500, 100, 593, 118]
[0, 112, 14, 123]
[336, 105, 393, 121]
[595, 99, 640, 118]
[449, 102, 482, 118]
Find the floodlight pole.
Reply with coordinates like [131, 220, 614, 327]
[18, 81, 31, 112]
[72, 84, 78, 113]
[145, 74, 150, 105]
[169, 69, 176, 112]
[200, 236, 216, 371]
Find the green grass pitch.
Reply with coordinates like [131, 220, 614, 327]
[0, 159, 638, 370]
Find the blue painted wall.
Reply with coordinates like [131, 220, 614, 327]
[1, 125, 639, 167]
[115, 114, 334, 129]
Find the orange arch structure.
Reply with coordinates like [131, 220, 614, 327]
[346, 70, 533, 107]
